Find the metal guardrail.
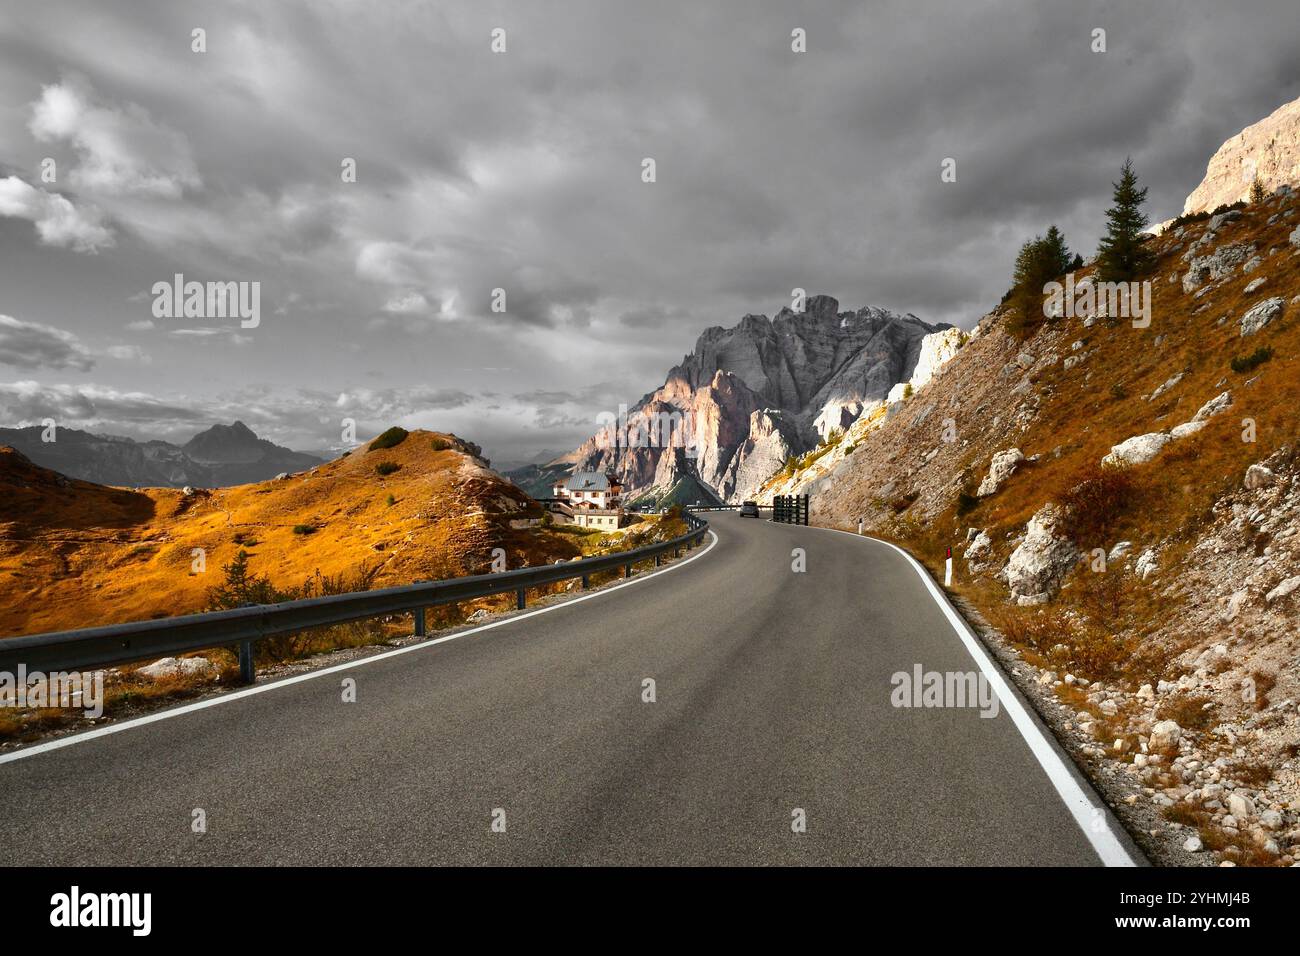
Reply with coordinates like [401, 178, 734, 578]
[772, 495, 809, 525]
[0, 512, 711, 683]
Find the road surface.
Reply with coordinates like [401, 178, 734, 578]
[0, 513, 1139, 865]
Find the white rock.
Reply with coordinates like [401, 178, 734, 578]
[1244, 276, 1267, 294]
[1183, 835, 1204, 852]
[1108, 541, 1133, 561]
[1135, 549, 1159, 580]
[1260, 809, 1284, 829]
[1265, 575, 1300, 604]
[1239, 296, 1286, 336]
[1227, 792, 1256, 819]
[977, 448, 1025, 497]
[1244, 463, 1277, 489]
[1192, 391, 1232, 422]
[1103, 432, 1170, 467]
[1150, 719, 1183, 751]
[1137, 683, 1155, 701]
[137, 656, 218, 681]
[1004, 505, 1079, 605]
[1171, 421, 1207, 439]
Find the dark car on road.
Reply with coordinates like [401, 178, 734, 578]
[739, 500, 760, 518]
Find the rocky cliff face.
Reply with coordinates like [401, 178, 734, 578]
[558, 295, 946, 504]
[1183, 94, 1300, 214]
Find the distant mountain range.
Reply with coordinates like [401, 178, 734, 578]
[524, 295, 950, 505]
[0, 420, 324, 488]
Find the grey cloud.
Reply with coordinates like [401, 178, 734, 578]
[0, 314, 96, 370]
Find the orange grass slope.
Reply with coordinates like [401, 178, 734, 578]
[0, 429, 579, 637]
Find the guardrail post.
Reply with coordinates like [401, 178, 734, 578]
[238, 640, 255, 685]
[516, 588, 526, 610]
[581, 574, 590, 589]
[414, 607, 426, 637]
[655, 553, 662, 567]
[624, 562, 632, 578]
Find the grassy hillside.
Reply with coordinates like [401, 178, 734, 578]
[810, 189, 1300, 865]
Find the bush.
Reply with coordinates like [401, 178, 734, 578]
[1231, 346, 1273, 374]
[292, 524, 317, 535]
[430, 437, 451, 451]
[375, 461, 401, 476]
[1059, 463, 1137, 543]
[370, 426, 409, 450]
[385, 494, 396, 507]
[956, 490, 979, 516]
[1109, 382, 1127, 401]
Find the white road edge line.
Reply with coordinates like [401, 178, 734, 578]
[811, 525, 1139, 868]
[0, 529, 720, 766]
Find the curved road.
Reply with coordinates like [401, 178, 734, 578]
[0, 513, 1140, 866]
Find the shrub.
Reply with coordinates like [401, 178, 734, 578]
[430, 437, 451, 451]
[370, 426, 409, 450]
[1156, 692, 1216, 731]
[375, 461, 401, 476]
[1231, 346, 1273, 374]
[1109, 382, 1127, 401]
[902, 383, 914, 400]
[956, 490, 979, 516]
[385, 494, 396, 507]
[1059, 463, 1137, 542]
[292, 524, 317, 535]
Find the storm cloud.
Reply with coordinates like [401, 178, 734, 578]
[0, 0, 1296, 461]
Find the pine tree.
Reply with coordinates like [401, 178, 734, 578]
[1096, 158, 1154, 282]
[1008, 225, 1074, 336]
[1249, 175, 1267, 204]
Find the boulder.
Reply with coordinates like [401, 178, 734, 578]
[1182, 242, 1254, 293]
[1135, 549, 1159, 580]
[1240, 297, 1285, 337]
[1102, 432, 1171, 467]
[1265, 575, 1300, 604]
[1170, 421, 1206, 439]
[1244, 463, 1277, 490]
[1004, 505, 1079, 605]
[1149, 719, 1182, 751]
[977, 448, 1024, 497]
[137, 656, 218, 681]
[1192, 391, 1232, 422]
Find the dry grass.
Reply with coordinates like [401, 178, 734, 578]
[1156, 692, 1218, 731]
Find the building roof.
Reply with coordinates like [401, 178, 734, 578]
[563, 471, 614, 492]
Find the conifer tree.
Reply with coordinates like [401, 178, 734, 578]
[1096, 158, 1153, 282]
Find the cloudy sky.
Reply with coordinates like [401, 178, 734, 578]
[1, 1, 1297, 464]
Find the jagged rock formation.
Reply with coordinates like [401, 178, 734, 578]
[555, 294, 946, 504]
[1183, 94, 1300, 214]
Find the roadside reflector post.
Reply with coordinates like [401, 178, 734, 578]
[945, 545, 953, 586]
[414, 607, 426, 638]
[624, 563, 633, 578]
[654, 553, 662, 567]
[238, 640, 255, 685]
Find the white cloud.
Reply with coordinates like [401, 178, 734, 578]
[28, 76, 201, 198]
[0, 314, 96, 371]
[381, 291, 430, 314]
[105, 344, 150, 363]
[0, 176, 114, 252]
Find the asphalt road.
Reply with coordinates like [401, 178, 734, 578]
[0, 513, 1139, 866]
